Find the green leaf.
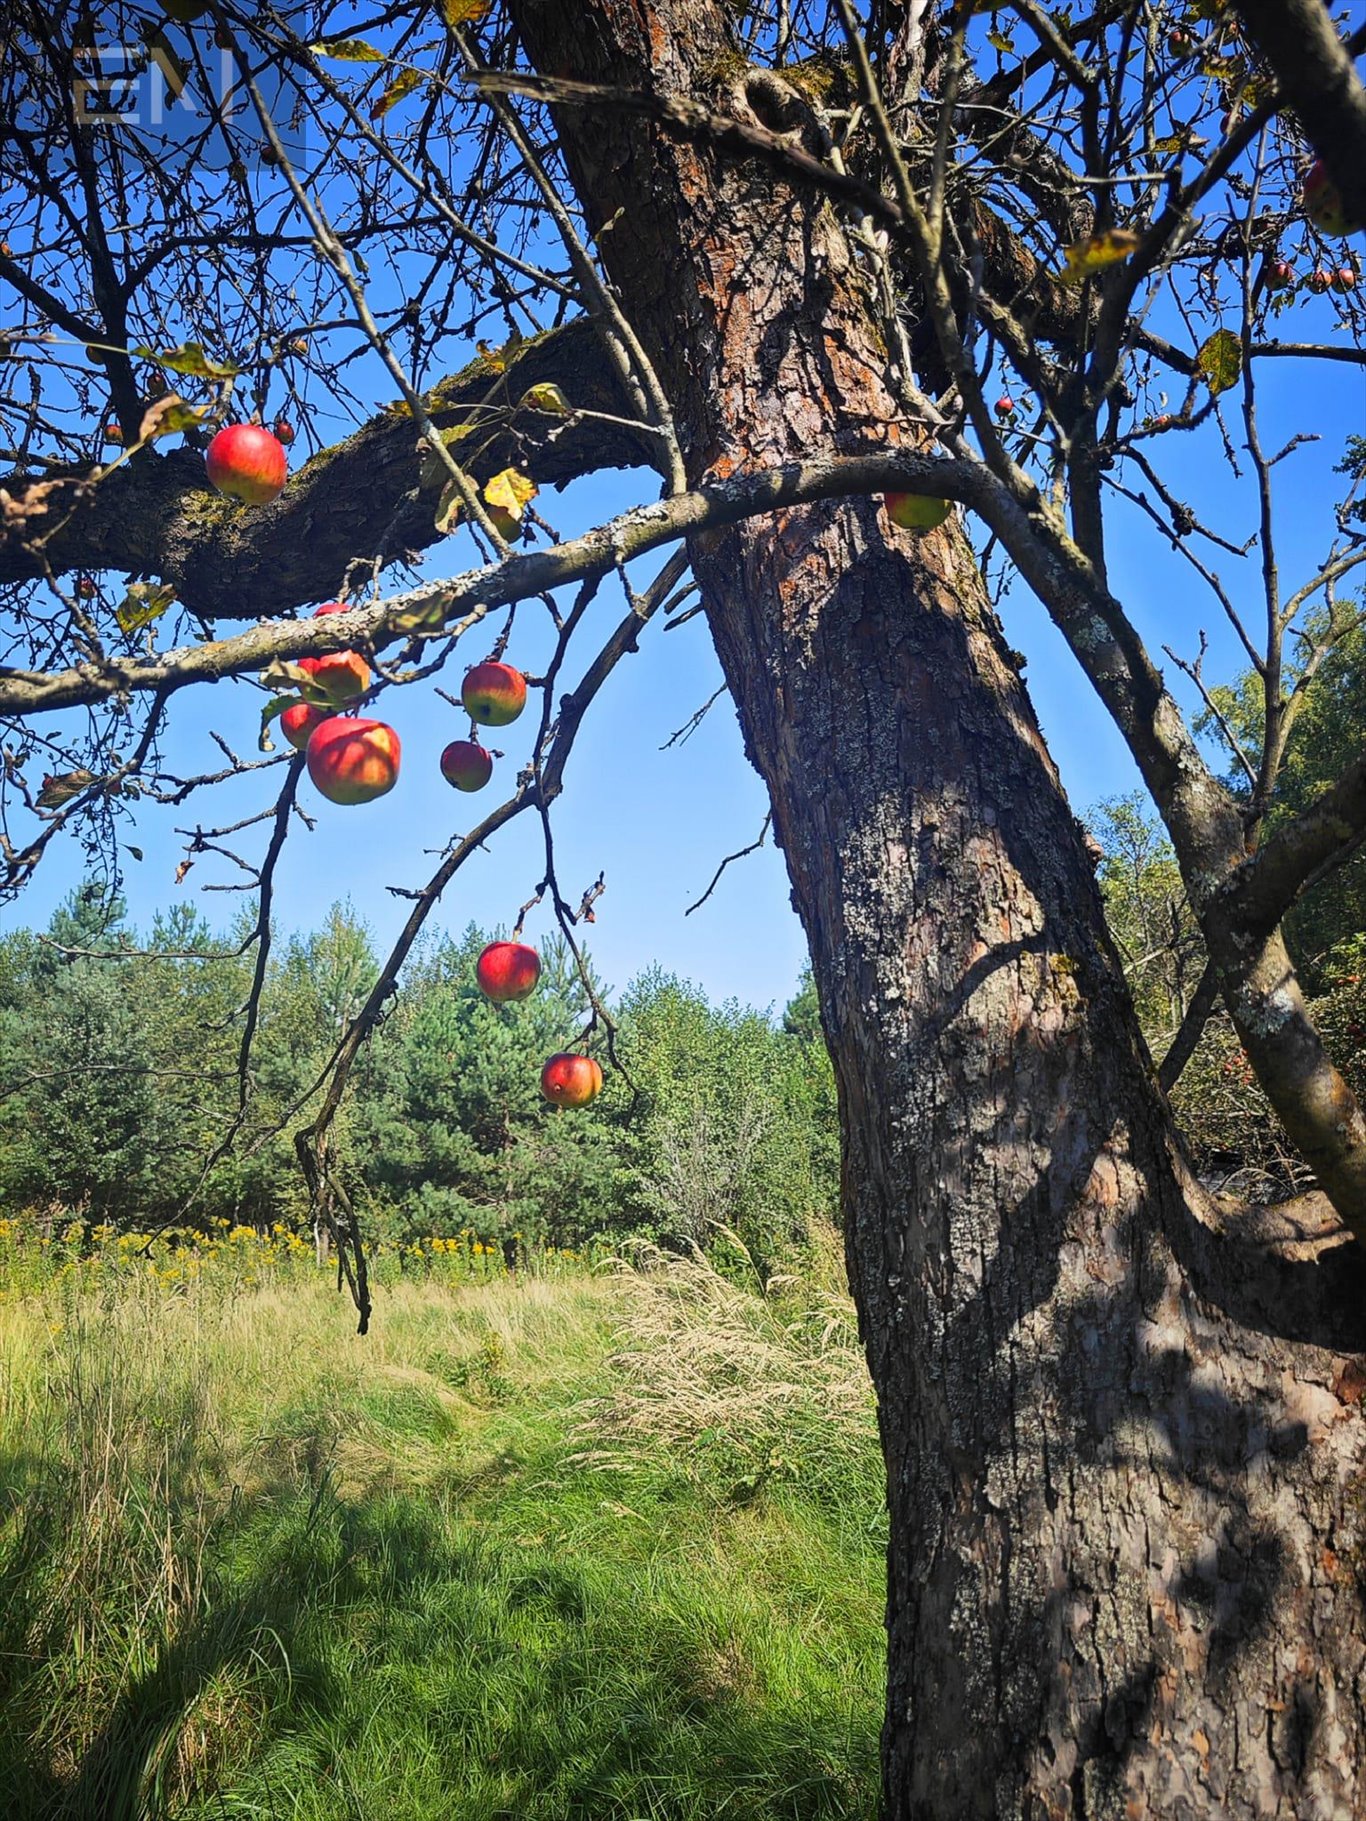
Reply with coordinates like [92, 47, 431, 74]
[115, 582, 176, 636]
[1196, 327, 1242, 395]
[37, 770, 95, 809]
[258, 658, 335, 704]
[132, 341, 241, 379]
[309, 36, 386, 61]
[371, 67, 426, 119]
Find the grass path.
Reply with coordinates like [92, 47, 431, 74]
[0, 1250, 883, 1819]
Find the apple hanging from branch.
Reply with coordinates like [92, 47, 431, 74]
[298, 600, 370, 704]
[306, 716, 401, 805]
[476, 941, 542, 1002]
[205, 424, 288, 505]
[540, 1052, 603, 1107]
[441, 739, 494, 791]
[280, 701, 329, 751]
[462, 661, 527, 726]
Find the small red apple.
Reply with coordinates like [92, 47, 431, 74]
[77, 576, 97, 599]
[462, 661, 527, 726]
[103, 419, 124, 444]
[1307, 267, 1333, 293]
[995, 394, 1016, 418]
[885, 492, 952, 533]
[205, 424, 288, 505]
[1301, 159, 1360, 238]
[280, 701, 329, 751]
[540, 1052, 603, 1107]
[272, 417, 296, 445]
[1167, 26, 1194, 55]
[477, 941, 541, 1002]
[299, 600, 370, 704]
[441, 739, 494, 792]
[306, 716, 400, 805]
[1332, 265, 1358, 293]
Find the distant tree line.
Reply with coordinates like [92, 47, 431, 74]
[0, 891, 838, 1270]
[5, 614, 1365, 1254]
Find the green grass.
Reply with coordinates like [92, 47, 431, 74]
[0, 1241, 884, 1819]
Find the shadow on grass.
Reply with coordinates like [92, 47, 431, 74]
[0, 1445, 878, 1821]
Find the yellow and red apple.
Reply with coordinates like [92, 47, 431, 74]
[281, 701, 328, 751]
[540, 1052, 603, 1107]
[1302, 160, 1362, 238]
[205, 424, 288, 505]
[477, 941, 541, 1002]
[306, 716, 400, 804]
[441, 739, 493, 792]
[462, 661, 527, 726]
[298, 601, 369, 704]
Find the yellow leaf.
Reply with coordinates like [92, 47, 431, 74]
[439, 0, 491, 22]
[435, 478, 464, 534]
[483, 467, 536, 518]
[1061, 229, 1141, 283]
[1196, 327, 1242, 395]
[371, 67, 426, 119]
[133, 340, 241, 379]
[519, 382, 570, 414]
[309, 37, 386, 61]
[115, 582, 176, 636]
[137, 394, 207, 442]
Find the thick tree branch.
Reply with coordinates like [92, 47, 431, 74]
[1233, 0, 1366, 235]
[0, 320, 654, 611]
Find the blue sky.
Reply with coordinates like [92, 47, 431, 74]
[4, 8, 1363, 1016]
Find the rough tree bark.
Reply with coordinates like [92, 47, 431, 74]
[508, 3, 1366, 1815]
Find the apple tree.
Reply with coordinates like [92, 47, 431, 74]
[2, 0, 1366, 1813]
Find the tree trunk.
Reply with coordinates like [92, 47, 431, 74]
[508, 4, 1366, 1813]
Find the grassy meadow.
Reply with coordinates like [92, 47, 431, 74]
[0, 1220, 884, 1819]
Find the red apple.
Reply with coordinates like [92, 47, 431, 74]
[299, 600, 369, 703]
[994, 394, 1016, 418]
[462, 661, 527, 726]
[477, 941, 541, 1002]
[1307, 268, 1332, 293]
[306, 716, 400, 805]
[103, 419, 124, 444]
[540, 1052, 603, 1107]
[272, 417, 296, 445]
[1301, 159, 1360, 238]
[205, 424, 288, 505]
[441, 739, 494, 792]
[77, 576, 97, 599]
[280, 701, 329, 751]
[1265, 259, 1295, 290]
[1332, 265, 1358, 293]
[885, 492, 952, 533]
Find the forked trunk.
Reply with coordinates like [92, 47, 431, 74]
[509, 4, 1366, 1812]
